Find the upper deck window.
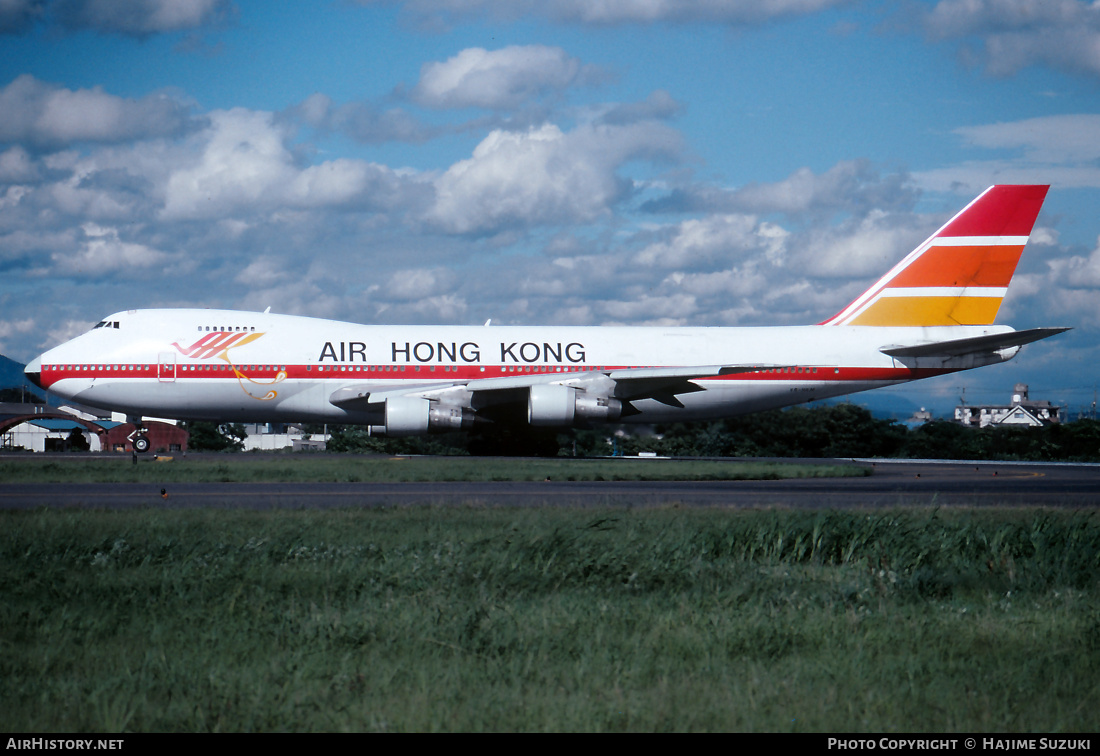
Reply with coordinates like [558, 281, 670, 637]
[197, 324, 257, 332]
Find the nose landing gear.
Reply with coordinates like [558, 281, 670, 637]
[127, 417, 150, 453]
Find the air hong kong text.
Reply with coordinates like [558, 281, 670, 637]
[390, 341, 587, 365]
[318, 341, 587, 365]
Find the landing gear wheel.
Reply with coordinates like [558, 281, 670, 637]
[133, 435, 150, 453]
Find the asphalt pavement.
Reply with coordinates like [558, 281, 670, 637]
[2, 459, 1098, 509]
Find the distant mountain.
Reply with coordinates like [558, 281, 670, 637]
[0, 354, 29, 390]
[809, 393, 946, 421]
[0, 354, 51, 404]
[845, 393, 932, 421]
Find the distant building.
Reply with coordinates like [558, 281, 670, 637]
[954, 384, 1062, 428]
[0, 404, 334, 453]
[0, 402, 188, 452]
[241, 423, 328, 452]
[904, 407, 934, 428]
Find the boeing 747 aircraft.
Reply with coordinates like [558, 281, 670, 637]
[26, 185, 1068, 452]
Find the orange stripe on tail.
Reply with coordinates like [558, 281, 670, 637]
[822, 185, 1049, 327]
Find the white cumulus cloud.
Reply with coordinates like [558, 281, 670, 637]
[0, 75, 194, 147]
[0, 0, 42, 33]
[49, 222, 172, 278]
[915, 114, 1100, 192]
[427, 121, 681, 234]
[923, 0, 1100, 78]
[367, 0, 851, 28]
[162, 108, 419, 219]
[52, 0, 233, 36]
[413, 45, 590, 110]
[161, 108, 294, 219]
[635, 214, 769, 269]
[954, 114, 1100, 164]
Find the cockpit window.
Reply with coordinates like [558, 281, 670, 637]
[91, 320, 120, 330]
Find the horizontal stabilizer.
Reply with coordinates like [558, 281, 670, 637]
[880, 327, 1070, 359]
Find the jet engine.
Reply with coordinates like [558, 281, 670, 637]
[527, 384, 622, 427]
[382, 396, 475, 436]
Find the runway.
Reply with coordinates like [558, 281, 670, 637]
[2, 459, 1098, 509]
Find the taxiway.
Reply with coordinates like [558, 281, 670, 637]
[1, 459, 1097, 509]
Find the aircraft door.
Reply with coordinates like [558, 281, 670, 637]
[157, 352, 176, 382]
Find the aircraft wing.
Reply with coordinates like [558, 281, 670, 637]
[600, 365, 764, 402]
[328, 363, 779, 412]
[880, 327, 1070, 360]
[329, 381, 459, 409]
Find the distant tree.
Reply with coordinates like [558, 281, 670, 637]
[183, 422, 247, 452]
[557, 413, 1100, 461]
[1056, 419, 1100, 461]
[275, 411, 1100, 461]
[467, 426, 556, 456]
[818, 404, 907, 458]
[901, 420, 986, 460]
[558, 429, 610, 457]
[327, 426, 388, 453]
[643, 404, 907, 459]
[66, 428, 90, 451]
[327, 425, 470, 455]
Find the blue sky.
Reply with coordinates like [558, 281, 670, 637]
[2, 0, 1100, 416]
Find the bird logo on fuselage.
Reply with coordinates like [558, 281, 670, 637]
[171, 331, 283, 400]
[172, 331, 263, 360]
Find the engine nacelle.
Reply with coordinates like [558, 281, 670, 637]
[381, 397, 475, 436]
[384, 396, 430, 437]
[528, 384, 575, 426]
[527, 384, 622, 427]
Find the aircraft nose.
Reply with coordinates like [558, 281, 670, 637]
[24, 356, 42, 389]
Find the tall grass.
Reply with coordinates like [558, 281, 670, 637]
[2, 507, 1097, 731]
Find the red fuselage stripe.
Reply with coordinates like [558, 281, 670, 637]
[36, 363, 954, 388]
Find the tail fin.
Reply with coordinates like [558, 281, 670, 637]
[822, 185, 1049, 326]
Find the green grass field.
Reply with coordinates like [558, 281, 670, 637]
[0, 454, 868, 483]
[3, 506, 1098, 732]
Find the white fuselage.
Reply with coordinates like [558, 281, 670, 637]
[27, 308, 1014, 428]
